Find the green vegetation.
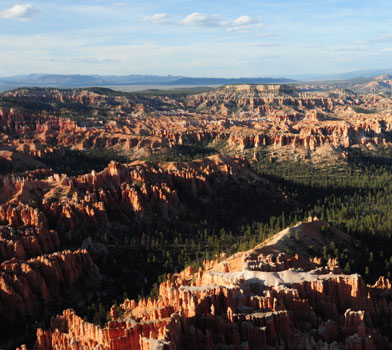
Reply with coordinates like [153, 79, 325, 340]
[6, 85, 392, 347]
[85, 86, 214, 98]
[78, 145, 392, 325]
[352, 106, 378, 114]
[143, 144, 218, 162]
[44, 148, 129, 176]
[10, 140, 392, 331]
[252, 146, 392, 282]
[76, 209, 295, 324]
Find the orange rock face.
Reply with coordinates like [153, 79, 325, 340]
[1, 155, 255, 234]
[0, 154, 257, 343]
[2, 86, 392, 171]
[32, 221, 392, 350]
[4, 85, 392, 349]
[0, 249, 100, 329]
[0, 226, 59, 262]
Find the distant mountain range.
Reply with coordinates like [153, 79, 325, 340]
[0, 74, 296, 92]
[1, 69, 392, 92]
[289, 68, 392, 81]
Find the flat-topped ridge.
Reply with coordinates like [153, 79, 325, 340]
[219, 83, 298, 96]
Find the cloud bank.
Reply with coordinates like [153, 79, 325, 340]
[144, 12, 262, 32]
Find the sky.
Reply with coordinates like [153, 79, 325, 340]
[0, 0, 392, 77]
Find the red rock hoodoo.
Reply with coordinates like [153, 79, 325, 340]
[32, 220, 392, 350]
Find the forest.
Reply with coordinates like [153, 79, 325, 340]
[62, 145, 392, 327]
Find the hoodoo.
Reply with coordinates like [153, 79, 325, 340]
[31, 220, 392, 350]
[2, 82, 392, 349]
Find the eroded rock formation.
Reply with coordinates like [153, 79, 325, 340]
[2, 86, 392, 171]
[32, 220, 392, 350]
[4, 84, 392, 349]
[0, 249, 100, 329]
[0, 154, 262, 340]
[0, 155, 257, 233]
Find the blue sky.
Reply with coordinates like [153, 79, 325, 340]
[1, 0, 392, 77]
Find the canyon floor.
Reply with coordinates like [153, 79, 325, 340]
[1, 78, 392, 349]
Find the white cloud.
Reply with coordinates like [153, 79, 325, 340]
[232, 15, 253, 26]
[227, 15, 263, 32]
[381, 48, 392, 53]
[1, 4, 38, 21]
[182, 12, 221, 27]
[148, 12, 264, 32]
[143, 13, 171, 25]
